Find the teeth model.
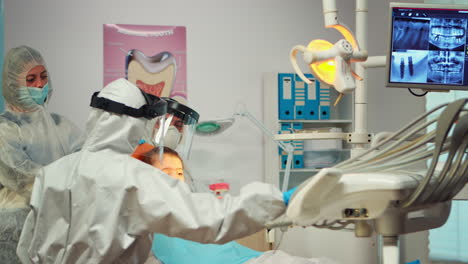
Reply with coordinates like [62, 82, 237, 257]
[126, 49, 176, 97]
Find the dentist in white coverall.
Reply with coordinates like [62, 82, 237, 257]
[17, 78, 286, 264]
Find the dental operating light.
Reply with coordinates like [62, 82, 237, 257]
[290, 11, 367, 95]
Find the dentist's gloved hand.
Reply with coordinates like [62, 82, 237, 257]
[283, 186, 298, 206]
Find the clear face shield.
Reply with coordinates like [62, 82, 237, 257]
[151, 98, 199, 160]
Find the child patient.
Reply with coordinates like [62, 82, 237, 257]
[142, 146, 185, 182]
[139, 146, 336, 264]
[139, 146, 262, 264]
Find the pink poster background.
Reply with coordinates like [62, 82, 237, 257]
[103, 24, 187, 101]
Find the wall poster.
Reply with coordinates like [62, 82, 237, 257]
[103, 24, 187, 103]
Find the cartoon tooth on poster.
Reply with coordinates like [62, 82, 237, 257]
[104, 24, 187, 104]
[125, 50, 176, 98]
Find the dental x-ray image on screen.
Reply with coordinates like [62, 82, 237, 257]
[392, 17, 430, 50]
[390, 50, 428, 83]
[386, 3, 468, 91]
[427, 50, 464, 84]
[429, 18, 467, 51]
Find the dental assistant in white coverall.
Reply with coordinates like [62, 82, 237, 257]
[0, 46, 83, 264]
[17, 78, 286, 263]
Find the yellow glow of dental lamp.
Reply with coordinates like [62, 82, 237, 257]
[307, 39, 335, 86]
[329, 24, 358, 50]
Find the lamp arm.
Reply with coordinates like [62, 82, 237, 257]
[322, 0, 339, 27]
[235, 111, 295, 192]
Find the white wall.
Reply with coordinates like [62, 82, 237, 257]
[5, 0, 427, 263]
[5, 0, 363, 189]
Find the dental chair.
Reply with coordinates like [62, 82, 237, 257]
[281, 99, 468, 264]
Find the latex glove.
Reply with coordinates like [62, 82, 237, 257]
[283, 186, 298, 206]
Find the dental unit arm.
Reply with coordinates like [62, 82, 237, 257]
[281, 99, 468, 264]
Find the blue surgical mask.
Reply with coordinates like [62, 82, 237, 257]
[26, 83, 49, 105]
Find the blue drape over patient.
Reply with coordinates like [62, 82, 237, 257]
[153, 234, 262, 264]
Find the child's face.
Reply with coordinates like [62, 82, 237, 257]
[153, 154, 184, 182]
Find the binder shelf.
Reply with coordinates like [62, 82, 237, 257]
[263, 72, 354, 191]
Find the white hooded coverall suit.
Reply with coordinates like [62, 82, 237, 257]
[17, 78, 286, 264]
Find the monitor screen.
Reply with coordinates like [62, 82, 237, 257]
[386, 3, 468, 91]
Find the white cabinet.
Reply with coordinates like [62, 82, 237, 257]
[262, 72, 377, 263]
[262, 72, 354, 189]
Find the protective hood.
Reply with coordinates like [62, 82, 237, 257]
[2, 46, 53, 112]
[83, 78, 152, 154]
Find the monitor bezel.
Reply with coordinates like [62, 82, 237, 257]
[386, 2, 468, 91]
